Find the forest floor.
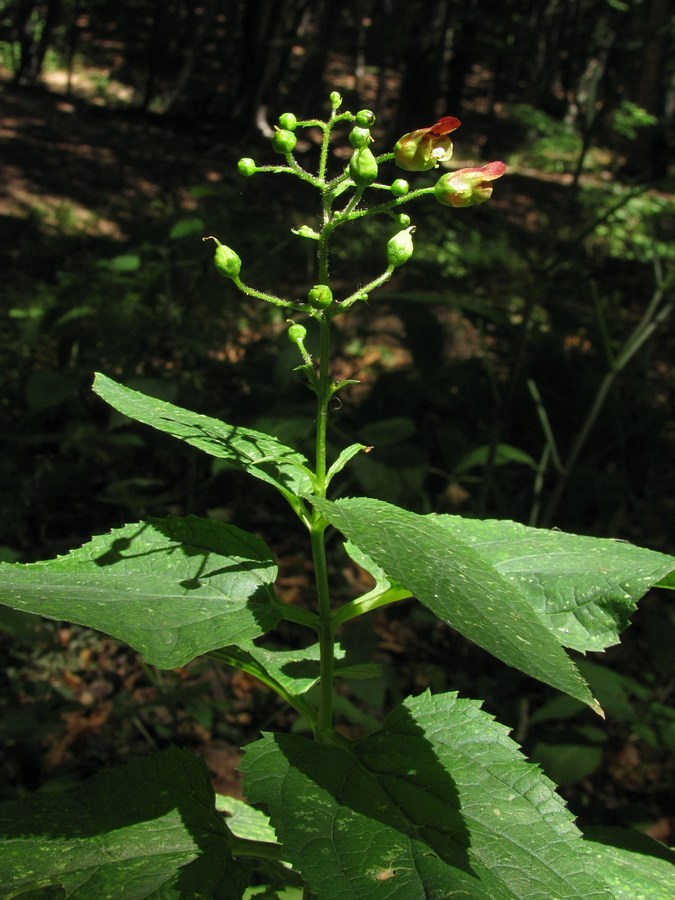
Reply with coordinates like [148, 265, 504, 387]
[1, 75, 674, 845]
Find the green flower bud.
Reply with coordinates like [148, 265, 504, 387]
[288, 323, 307, 344]
[397, 213, 411, 228]
[349, 126, 371, 149]
[355, 109, 376, 127]
[386, 227, 415, 269]
[307, 284, 333, 310]
[203, 236, 242, 279]
[391, 178, 410, 197]
[349, 146, 378, 186]
[330, 91, 343, 110]
[278, 112, 297, 131]
[273, 129, 297, 155]
[237, 157, 257, 177]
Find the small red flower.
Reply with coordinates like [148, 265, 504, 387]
[394, 116, 461, 172]
[433, 161, 507, 207]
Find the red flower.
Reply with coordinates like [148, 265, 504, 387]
[433, 161, 507, 207]
[394, 117, 461, 172]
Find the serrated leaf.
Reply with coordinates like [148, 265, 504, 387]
[582, 826, 675, 898]
[242, 691, 611, 898]
[0, 747, 246, 899]
[216, 796, 279, 844]
[93, 373, 313, 501]
[315, 498, 600, 710]
[0, 516, 280, 667]
[432, 515, 675, 652]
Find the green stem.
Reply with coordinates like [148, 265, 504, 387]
[311, 310, 336, 742]
[339, 266, 395, 310]
[232, 276, 306, 313]
[333, 587, 412, 628]
[312, 522, 335, 742]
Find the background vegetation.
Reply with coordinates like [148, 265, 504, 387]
[1, 0, 673, 843]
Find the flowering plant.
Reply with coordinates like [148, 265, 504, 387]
[1, 93, 673, 898]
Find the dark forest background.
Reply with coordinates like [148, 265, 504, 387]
[0, 0, 674, 840]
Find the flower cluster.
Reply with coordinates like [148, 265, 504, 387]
[395, 117, 506, 208]
[209, 99, 507, 313]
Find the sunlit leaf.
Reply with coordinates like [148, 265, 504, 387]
[243, 691, 611, 898]
[0, 516, 280, 667]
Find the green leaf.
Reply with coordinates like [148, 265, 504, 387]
[0, 516, 280, 668]
[98, 253, 142, 273]
[315, 498, 601, 710]
[93, 374, 313, 502]
[656, 570, 675, 589]
[243, 691, 611, 898]
[0, 746, 246, 898]
[432, 514, 675, 652]
[216, 796, 279, 844]
[216, 640, 380, 699]
[453, 442, 537, 474]
[531, 742, 603, 786]
[582, 826, 675, 899]
[169, 216, 205, 239]
[326, 443, 370, 486]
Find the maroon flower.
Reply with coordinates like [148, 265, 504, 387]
[394, 117, 461, 172]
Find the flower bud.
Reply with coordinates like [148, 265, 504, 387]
[391, 178, 410, 197]
[278, 112, 297, 131]
[287, 323, 307, 344]
[330, 91, 343, 110]
[355, 109, 376, 127]
[203, 236, 242, 279]
[349, 146, 378, 185]
[433, 161, 507, 208]
[397, 213, 411, 228]
[349, 126, 371, 149]
[237, 157, 256, 177]
[307, 284, 333, 310]
[386, 227, 415, 268]
[273, 129, 297, 155]
[394, 116, 460, 172]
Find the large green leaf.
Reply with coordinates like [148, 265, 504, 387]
[0, 747, 246, 898]
[582, 827, 675, 899]
[0, 516, 280, 667]
[93, 373, 313, 501]
[315, 498, 600, 710]
[242, 691, 612, 898]
[432, 514, 675, 652]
